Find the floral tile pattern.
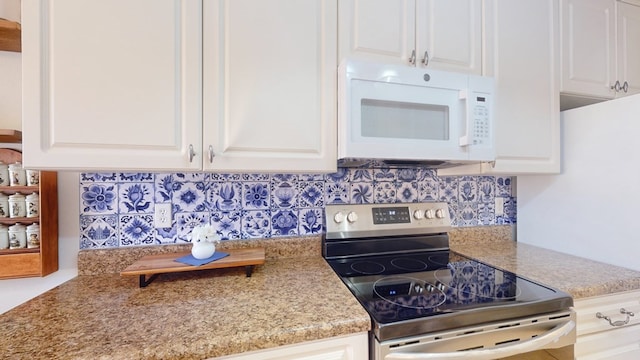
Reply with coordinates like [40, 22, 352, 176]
[79, 167, 517, 249]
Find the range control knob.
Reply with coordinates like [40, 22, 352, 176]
[425, 209, 435, 219]
[333, 212, 345, 223]
[346, 211, 358, 223]
[435, 209, 445, 219]
[413, 210, 424, 220]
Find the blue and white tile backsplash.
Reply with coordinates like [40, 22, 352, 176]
[78, 168, 516, 249]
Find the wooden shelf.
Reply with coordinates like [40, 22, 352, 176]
[0, 129, 22, 143]
[0, 19, 21, 53]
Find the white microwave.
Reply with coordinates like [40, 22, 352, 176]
[338, 59, 495, 168]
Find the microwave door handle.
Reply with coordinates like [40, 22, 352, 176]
[458, 90, 472, 147]
[384, 320, 575, 360]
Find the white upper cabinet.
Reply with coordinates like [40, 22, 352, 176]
[22, 0, 337, 173]
[22, 0, 203, 171]
[338, 0, 483, 74]
[560, 0, 640, 100]
[203, 0, 337, 173]
[440, 0, 561, 175]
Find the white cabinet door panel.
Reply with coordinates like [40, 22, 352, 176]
[204, 0, 337, 173]
[22, 0, 202, 170]
[617, 1, 640, 96]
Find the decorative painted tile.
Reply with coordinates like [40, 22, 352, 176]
[80, 183, 118, 214]
[241, 210, 271, 238]
[210, 211, 242, 240]
[447, 201, 460, 227]
[80, 215, 118, 249]
[478, 176, 495, 203]
[477, 202, 496, 226]
[155, 225, 178, 244]
[271, 181, 298, 209]
[81, 173, 117, 182]
[298, 208, 323, 235]
[350, 169, 373, 182]
[351, 182, 373, 204]
[175, 212, 210, 242]
[374, 182, 397, 204]
[459, 176, 478, 202]
[242, 173, 270, 181]
[438, 177, 459, 203]
[374, 168, 396, 181]
[416, 168, 437, 181]
[118, 182, 153, 214]
[298, 181, 324, 208]
[418, 177, 439, 202]
[271, 174, 298, 183]
[504, 197, 517, 223]
[271, 209, 299, 236]
[210, 173, 242, 181]
[119, 214, 155, 246]
[118, 173, 153, 182]
[495, 177, 513, 197]
[243, 182, 270, 209]
[174, 172, 208, 183]
[299, 173, 324, 181]
[173, 182, 207, 212]
[397, 168, 418, 182]
[325, 182, 350, 204]
[207, 182, 242, 211]
[154, 173, 175, 203]
[396, 181, 418, 203]
[325, 168, 349, 183]
[458, 202, 478, 227]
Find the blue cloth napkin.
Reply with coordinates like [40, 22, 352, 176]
[175, 252, 229, 266]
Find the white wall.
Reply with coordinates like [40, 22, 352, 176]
[0, 0, 81, 314]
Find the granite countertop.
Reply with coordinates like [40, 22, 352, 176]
[3, 226, 640, 360]
[0, 237, 370, 360]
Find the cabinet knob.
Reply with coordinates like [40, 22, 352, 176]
[409, 49, 416, 65]
[622, 81, 629, 93]
[188, 144, 196, 163]
[611, 80, 622, 92]
[208, 145, 215, 163]
[421, 50, 429, 66]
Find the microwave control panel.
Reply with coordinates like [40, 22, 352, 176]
[471, 95, 491, 145]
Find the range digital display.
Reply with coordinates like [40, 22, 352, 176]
[372, 207, 411, 224]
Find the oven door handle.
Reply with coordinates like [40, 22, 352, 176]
[384, 320, 575, 360]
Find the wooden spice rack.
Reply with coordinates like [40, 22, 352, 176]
[121, 248, 265, 287]
[0, 19, 21, 53]
[0, 148, 58, 279]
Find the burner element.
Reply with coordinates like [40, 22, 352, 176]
[390, 257, 428, 272]
[351, 261, 385, 275]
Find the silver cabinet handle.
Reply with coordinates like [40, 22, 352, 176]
[622, 81, 629, 93]
[596, 308, 635, 327]
[421, 50, 429, 66]
[409, 49, 416, 65]
[188, 144, 196, 163]
[611, 80, 622, 92]
[207, 145, 215, 163]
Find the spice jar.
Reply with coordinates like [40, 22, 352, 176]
[0, 162, 8, 186]
[8, 223, 26, 249]
[26, 169, 39, 186]
[26, 223, 40, 249]
[25, 193, 39, 218]
[8, 162, 26, 186]
[8, 193, 26, 218]
[0, 193, 8, 218]
[0, 224, 8, 250]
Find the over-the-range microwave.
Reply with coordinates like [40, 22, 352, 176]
[338, 59, 495, 168]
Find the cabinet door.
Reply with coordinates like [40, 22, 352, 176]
[575, 324, 640, 359]
[22, 0, 202, 171]
[560, 0, 616, 98]
[203, 0, 337, 173]
[415, 0, 483, 74]
[438, 0, 561, 175]
[616, 1, 640, 96]
[338, 0, 415, 65]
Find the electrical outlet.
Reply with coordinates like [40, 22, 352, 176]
[154, 203, 173, 228]
[494, 197, 504, 216]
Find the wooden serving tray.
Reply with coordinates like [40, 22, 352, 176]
[120, 247, 265, 287]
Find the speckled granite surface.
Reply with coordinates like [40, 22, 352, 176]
[3, 225, 640, 360]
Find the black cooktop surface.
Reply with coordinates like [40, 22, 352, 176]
[327, 251, 567, 325]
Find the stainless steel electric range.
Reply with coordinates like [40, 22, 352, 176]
[323, 202, 576, 360]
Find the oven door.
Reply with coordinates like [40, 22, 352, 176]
[374, 310, 576, 360]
